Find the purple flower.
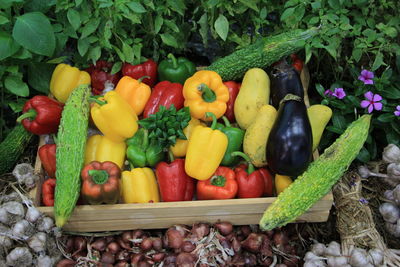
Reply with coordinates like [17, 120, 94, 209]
[358, 69, 374, 85]
[324, 88, 346, 99]
[395, 105, 400, 116]
[333, 88, 346, 99]
[360, 91, 383, 113]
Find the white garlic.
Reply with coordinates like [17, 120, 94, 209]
[327, 256, 348, 266]
[324, 241, 341, 256]
[36, 255, 53, 267]
[0, 235, 13, 248]
[37, 216, 54, 232]
[383, 144, 400, 163]
[25, 206, 41, 223]
[368, 248, 384, 266]
[358, 165, 371, 178]
[0, 207, 9, 225]
[392, 184, 400, 205]
[379, 202, 400, 223]
[304, 260, 327, 267]
[387, 163, 400, 179]
[2, 201, 25, 218]
[383, 189, 395, 201]
[349, 248, 371, 267]
[12, 219, 30, 237]
[28, 232, 47, 252]
[12, 163, 34, 185]
[6, 247, 33, 267]
[311, 242, 326, 256]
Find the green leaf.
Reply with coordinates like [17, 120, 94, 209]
[379, 87, 400, 99]
[78, 38, 90, 57]
[67, 9, 81, 31]
[259, 7, 267, 19]
[198, 13, 208, 45]
[122, 42, 134, 63]
[126, 2, 146, 13]
[164, 19, 179, 33]
[12, 12, 55, 56]
[0, 0, 24, 9]
[46, 56, 67, 64]
[377, 113, 394, 123]
[328, 0, 340, 9]
[362, 29, 377, 43]
[24, 0, 55, 13]
[346, 95, 360, 107]
[383, 26, 398, 38]
[371, 52, 384, 71]
[326, 125, 344, 134]
[6, 65, 18, 74]
[160, 33, 178, 48]
[352, 48, 362, 62]
[111, 62, 122, 75]
[332, 114, 346, 130]
[387, 131, 400, 146]
[214, 14, 229, 41]
[13, 48, 32, 59]
[0, 32, 20, 60]
[87, 46, 101, 63]
[27, 63, 54, 94]
[356, 146, 370, 163]
[154, 15, 163, 34]
[113, 45, 125, 61]
[167, 0, 186, 16]
[281, 7, 295, 22]
[0, 15, 9, 25]
[238, 0, 259, 12]
[8, 98, 27, 113]
[392, 121, 400, 135]
[80, 18, 100, 39]
[4, 74, 29, 97]
[315, 83, 325, 97]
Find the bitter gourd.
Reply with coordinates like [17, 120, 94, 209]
[206, 27, 319, 81]
[0, 124, 34, 174]
[54, 85, 90, 227]
[259, 114, 371, 230]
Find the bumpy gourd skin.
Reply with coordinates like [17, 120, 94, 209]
[206, 27, 319, 81]
[260, 115, 371, 231]
[54, 85, 90, 227]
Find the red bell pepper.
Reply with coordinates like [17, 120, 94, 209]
[197, 166, 238, 200]
[156, 156, 195, 202]
[86, 60, 121, 95]
[38, 144, 56, 178]
[17, 95, 64, 135]
[290, 54, 304, 73]
[143, 81, 184, 118]
[223, 81, 241, 122]
[259, 168, 273, 197]
[42, 178, 56, 206]
[232, 152, 265, 198]
[122, 59, 158, 87]
[81, 161, 121, 205]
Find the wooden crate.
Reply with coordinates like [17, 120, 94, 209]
[29, 66, 333, 232]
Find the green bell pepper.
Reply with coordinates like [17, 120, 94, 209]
[126, 128, 165, 167]
[215, 116, 245, 166]
[157, 54, 196, 84]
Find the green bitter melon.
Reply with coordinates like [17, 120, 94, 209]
[259, 114, 371, 230]
[54, 85, 90, 227]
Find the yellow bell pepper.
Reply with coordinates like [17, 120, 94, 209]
[183, 70, 229, 121]
[91, 91, 138, 143]
[185, 112, 228, 180]
[114, 76, 151, 115]
[49, 63, 91, 103]
[170, 117, 205, 157]
[85, 134, 126, 168]
[121, 168, 160, 203]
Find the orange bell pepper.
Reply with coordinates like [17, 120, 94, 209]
[114, 76, 151, 115]
[197, 166, 238, 200]
[183, 70, 229, 121]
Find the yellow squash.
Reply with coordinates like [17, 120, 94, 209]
[275, 174, 293, 195]
[307, 104, 333, 151]
[243, 105, 277, 167]
[234, 68, 270, 129]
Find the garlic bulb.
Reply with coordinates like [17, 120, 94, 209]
[383, 144, 400, 164]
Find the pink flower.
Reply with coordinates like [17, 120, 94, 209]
[358, 69, 374, 85]
[333, 88, 346, 99]
[395, 105, 400, 116]
[360, 91, 383, 113]
[324, 89, 333, 96]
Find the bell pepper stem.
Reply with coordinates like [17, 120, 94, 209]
[205, 112, 217, 129]
[142, 129, 149, 149]
[198, 83, 216, 103]
[167, 149, 175, 163]
[138, 76, 151, 83]
[221, 116, 231, 127]
[167, 53, 178, 69]
[210, 175, 226, 187]
[231, 151, 255, 174]
[89, 97, 107, 106]
[16, 109, 37, 123]
[88, 169, 109, 184]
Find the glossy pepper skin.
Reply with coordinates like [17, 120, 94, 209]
[185, 112, 228, 180]
[158, 54, 196, 84]
[215, 116, 245, 166]
[143, 81, 184, 118]
[85, 60, 121, 95]
[91, 90, 138, 142]
[170, 118, 204, 158]
[50, 63, 91, 103]
[42, 178, 56, 206]
[126, 128, 165, 168]
[115, 76, 151, 115]
[85, 134, 127, 169]
[38, 144, 56, 178]
[17, 96, 64, 135]
[197, 166, 238, 200]
[121, 59, 158, 87]
[232, 152, 265, 198]
[183, 70, 229, 121]
[223, 81, 241, 122]
[156, 157, 195, 202]
[121, 168, 160, 203]
[81, 161, 121, 205]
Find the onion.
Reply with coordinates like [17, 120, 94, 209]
[272, 231, 289, 248]
[91, 238, 107, 252]
[152, 237, 162, 251]
[166, 228, 184, 249]
[264, 230, 275, 239]
[140, 237, 153, 251]
[239, 225, 252, 237]
[114, 261, 129, 267]
[107, 241, 121, 254]
[72, 236, 87, 254]
[56, 259, 76, 267]
[219, 237, 232, 250]
[176, 252, 196, 267]
[72, 250, 87, 261]
[137, 261, 152, 267]
[115, 250, 129, 262]
[260, 236, 273, 257]
[130, 253, 144, 264]
[163, 254, 177, 266]
[64, 237, 75, 254]
[117, 236, 131, 250]
[214, 221, 233, 236]
[191, 222, 210, 239]
[231, 236, 241, 253]
[283, 256, 299, 267]
[243, 252, 257, 265]
[241, 233, 264, 253]
[121, 231, 133, 243]
[152, 252, 166, 262]
[131, 229, 145, 239]
[181, 240, 196, 252]
[101, 251, 116, 264]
